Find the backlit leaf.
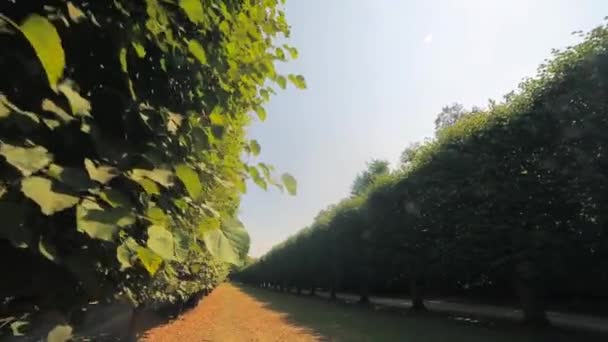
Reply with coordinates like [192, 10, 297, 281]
[281, 173, 297, 195]
[58, 82, 91, 116]
[147, 225, 175, 260]
[46, 324, 73, 342]
[188, 39, 208, 65]
[76, 199, 135, 241]
[288, 74, 307, 89]
[85, 159, 119, 184]
[254, 106, 267, 121]
[67, 2, 86, 23]
[132, 42, 146, 58]
[276, 75, 286, 89]
[137, 247, 163, 275]
[21, 177, 79, 215]
[200, 217, 250, 265]
[20, 15, 65, 89]
[42, 98, 74, 122]
[146, 205, 169, 226]
[175, 164, 202, 198]
[250, 140, 261, 156]
[129, 168, 174, 188]
[0, 144, 52, 176]
[180, 0, 205, 24]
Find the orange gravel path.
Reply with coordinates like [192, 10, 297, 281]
[141, 283, 320, 342]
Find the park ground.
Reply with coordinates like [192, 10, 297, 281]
[141, 283, 606, 342]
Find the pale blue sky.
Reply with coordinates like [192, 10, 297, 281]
[240, 0, 608, 257]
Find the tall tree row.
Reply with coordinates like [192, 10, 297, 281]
[237, 24, 608, 326]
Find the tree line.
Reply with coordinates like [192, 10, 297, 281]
[236, 24, 608, 326]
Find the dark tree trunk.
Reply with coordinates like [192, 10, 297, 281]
[409, 278, 426, 311]
[358, 282, 370, 304]
[330, 284, 337, 300]
[514, 262, 549, 326]
[297, 287, 302, 295]
[310, 286, 316, 296]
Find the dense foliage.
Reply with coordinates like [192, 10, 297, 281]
[0, 0, 302, 335]
[237, 25, 608, 325]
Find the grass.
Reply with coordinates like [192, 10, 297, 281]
[237, 285, 604, 342]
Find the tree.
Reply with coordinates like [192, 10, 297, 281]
[399, 142, 422, 168]
[351, 159, 390, 196]
[434, 103, 483, 132]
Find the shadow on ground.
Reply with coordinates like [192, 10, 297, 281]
[236, 285, 606, 342]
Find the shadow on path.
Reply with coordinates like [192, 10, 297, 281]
[237, 285, 606, 342]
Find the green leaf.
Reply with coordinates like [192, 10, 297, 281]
[98, 188, 131, 208]
[281, 173, 297, 195]
[67, 2, 86, 23]
[47, 163, 92, 191]
[10, 321, 29, 337]
[129, 168, 174, 188]
[21, 177, 79, 215]
[288, 74, 307, 89]
[209, 108, 226, 125]
[117, 243, 132, 270]
[58, 82, 92, 116]
[188, 39, 208, 65]
[85, 159, 119, 184]
[20, 15, 65, 89]
[275, 47, 285, 60]
[254, 106, 267, 121]
[250, 140, 261, 156]
[175, 164, 202, 198]
[147, 225, 175, 260]
[276, 75, 287, 89]
[132, 42, 146, 58]
[283, 45, 299, 59]
[119, 47, 127, 73]
[42, 98, 74, 122]
[174, 230, 192, 262]
[39, 237, 59, 262]
[248, 166, 267, 190]
[180, 0, 205, 24]
[116, 237, 140, 270]
[146, 205, 169, 226]
[0, 144, 52, 176]
[132, 177, 160, 195]
[137, 247, 163, 275]
[199, 217, 250, 265]
[47, 324, 73, 342]
[0, 96, 11, 118]
[76, 199, 135, 241]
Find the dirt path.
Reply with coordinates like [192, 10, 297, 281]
[141, 283, 320, 342]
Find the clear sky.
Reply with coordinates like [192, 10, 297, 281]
[240, 0, 608, 257]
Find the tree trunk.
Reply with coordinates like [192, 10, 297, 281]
[330, 284, 337, 300]
[358, 282, 370, 304]
[297, 287, 302, 295]
[310, 286, 316, 296]
[409, 278, 426, 311]
[514, 262, 548, 326]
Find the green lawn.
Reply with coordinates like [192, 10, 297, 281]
[237, 285, 604, 342]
